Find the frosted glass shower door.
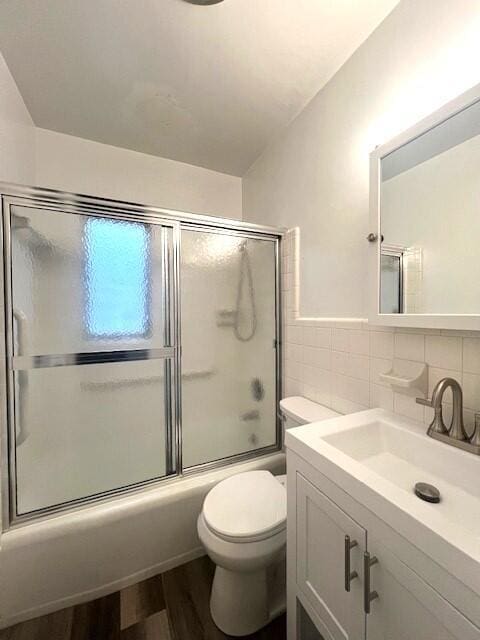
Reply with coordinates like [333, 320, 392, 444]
[8, 204, 177, 516]
[181, 228, 278, 468]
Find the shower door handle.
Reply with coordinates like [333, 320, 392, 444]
[13, 309, 29, 445]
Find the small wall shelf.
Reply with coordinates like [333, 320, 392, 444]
[379, 359, 428, 397]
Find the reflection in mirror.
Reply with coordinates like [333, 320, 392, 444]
[380, 97, 480, 314]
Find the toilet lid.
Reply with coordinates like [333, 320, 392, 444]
[203, 470, 286, 542]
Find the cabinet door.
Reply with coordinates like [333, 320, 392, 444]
[366, 536, 480, 640]
[296, 473, 366, 640]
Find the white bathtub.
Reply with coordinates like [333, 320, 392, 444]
[0, 452, 285, 628]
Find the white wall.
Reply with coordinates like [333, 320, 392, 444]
[243, 0, 480, 317]
[0, 51, 35, 184]
[35, 128, 242, 219]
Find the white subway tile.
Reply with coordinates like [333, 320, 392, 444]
[332, 328, 349, 352]
[463, 373, 480, 411]
[370, 332, 394, 359]
[284, 377, 301, 397]
[463, 338, 480, 374]
[348, 330, 370, 355]
[393, 393, 424, 423]
[332, 351, 347, 375]
[346, 354, 370, 381]
[313, 369, 332, 406]
[394, 333, 425, 362]
[370, 384, 394, 411]
[303, 326, 317, 346]
[316, 348, 332, 371]
[289, 360, 302, 381]
[316, 327, 332, 349]
[287, 325, 303, 345]
[303, 364, 318, 388]
[425, 335, 462, 370]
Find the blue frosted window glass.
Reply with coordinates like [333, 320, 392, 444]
[85, 218, 149, 338]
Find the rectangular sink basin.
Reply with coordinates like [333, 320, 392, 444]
[322, 418, 480, 538]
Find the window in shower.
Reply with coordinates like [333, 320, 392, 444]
[85, 218, 151, 339]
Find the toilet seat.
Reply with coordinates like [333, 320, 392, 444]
[202, 470, 286, 544]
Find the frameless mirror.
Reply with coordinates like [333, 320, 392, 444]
[374, 91, 480, 322]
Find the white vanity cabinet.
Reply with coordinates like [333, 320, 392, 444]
[287, 450, 480, 640]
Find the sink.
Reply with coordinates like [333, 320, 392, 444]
[322, 418, 480, 538]
[285, 408, 480, 594]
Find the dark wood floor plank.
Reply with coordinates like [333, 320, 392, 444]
[0, 557, 285, 640]
[121, 575, 166, 630]
[70, 592, 120, 640]
[0, 606, 73, 640]
[120, 610, 171, 640]
[162, 556, 286, 640]
[162, 556, 225, 640]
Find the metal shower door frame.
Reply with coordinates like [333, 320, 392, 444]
[0, 183, 284, 529]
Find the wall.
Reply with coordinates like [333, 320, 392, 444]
[35, 128, 242, 219]
[243, 0, 480, 317]
[0, 51, 35, 184]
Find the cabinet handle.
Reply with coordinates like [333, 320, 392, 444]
[364, 551, 379, 614]
[344, 535, 358, 592]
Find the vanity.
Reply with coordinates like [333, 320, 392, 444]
[285, 409, 480, 640]
[285, 82, 480, 639]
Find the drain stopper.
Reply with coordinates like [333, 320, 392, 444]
[414, 482, 440, 503]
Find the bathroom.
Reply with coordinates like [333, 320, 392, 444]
[0, 0, 479, 638]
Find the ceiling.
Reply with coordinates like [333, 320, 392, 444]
[0, 0, 399, 176]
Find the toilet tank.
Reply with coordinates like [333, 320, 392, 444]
[279, 396, 340, 433]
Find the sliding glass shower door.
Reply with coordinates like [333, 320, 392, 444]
[2, 191, 281, 524]
[7, 203, 178, 516]
[180, 228, 278, 468]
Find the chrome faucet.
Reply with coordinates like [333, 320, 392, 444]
[416, 377, 480, 455]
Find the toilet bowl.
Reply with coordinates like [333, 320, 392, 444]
[199, 397, 340, 636]
[198, 470, 286, 636]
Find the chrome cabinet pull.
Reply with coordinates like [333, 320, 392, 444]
[344, 535, 358, 592]
[364, 551, 379, 613]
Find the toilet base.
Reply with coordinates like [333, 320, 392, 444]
[210, 560, 286, 637]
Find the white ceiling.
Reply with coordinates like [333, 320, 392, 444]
[0, 0, 399, 176]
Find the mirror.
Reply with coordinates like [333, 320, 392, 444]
[377, 94, 480, 317]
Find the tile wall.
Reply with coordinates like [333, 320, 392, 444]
[281, 228, 480, 432]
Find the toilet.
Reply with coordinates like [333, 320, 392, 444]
[198, 396, 340, 636]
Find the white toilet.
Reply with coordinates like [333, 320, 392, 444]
[197, 396, 339, 636]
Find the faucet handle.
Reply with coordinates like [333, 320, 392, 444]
[416, 396, 432, 407]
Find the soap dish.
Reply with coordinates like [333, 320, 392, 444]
[379, 359, 428, 397]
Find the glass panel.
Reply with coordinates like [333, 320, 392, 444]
[15, 359, 170, 514]
[181, 229, 277, 467]
[380, 254, 401, 313]
[11, 205, 168, 355]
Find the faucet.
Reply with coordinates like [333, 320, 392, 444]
[416, 377, 467, 440]
[416, 377, 480, 455]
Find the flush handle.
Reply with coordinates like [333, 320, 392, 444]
[344, 535, 358, 592]
[364, 551, 379, 613]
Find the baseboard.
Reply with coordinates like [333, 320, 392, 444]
[0, 546, 206, 629]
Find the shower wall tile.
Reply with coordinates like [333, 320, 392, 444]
[281, 227, 480, 425]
